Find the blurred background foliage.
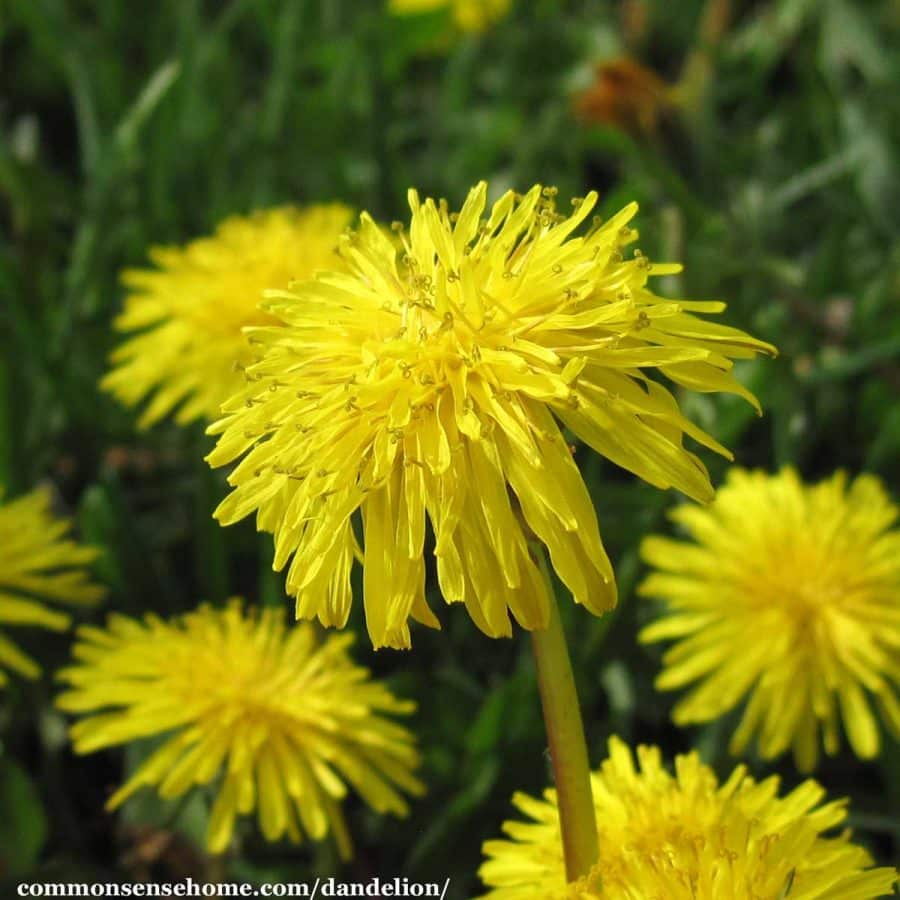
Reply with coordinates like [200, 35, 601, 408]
[1, 0, 899, 895]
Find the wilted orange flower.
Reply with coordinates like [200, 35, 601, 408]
[575, 58, 671, 136]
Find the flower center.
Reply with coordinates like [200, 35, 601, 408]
[173, 643, 294, 724]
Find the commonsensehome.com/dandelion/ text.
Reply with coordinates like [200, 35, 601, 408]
[15, 877, 451, 898]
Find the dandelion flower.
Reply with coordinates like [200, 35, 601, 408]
[479, 736, 897, 899]
[0, 485, 103, 685]
[388, 0, 511, 33]
[639, 467, 900, 771]
[206, 182, 774, 649]
[102, 205, 354, 428]
[56, 600, 424, 855]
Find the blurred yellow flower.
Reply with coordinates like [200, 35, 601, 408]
[640, 467, 900, 771]
[389, 0, 511, 33]
[56, 600, 423, 855]
[102, 205, 353, 428]
[206, 182, 774, 649]
[0, 485, 103, 685]
[479, 736, 897, 899]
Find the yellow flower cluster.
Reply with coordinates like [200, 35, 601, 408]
[479, 737, 897, 899]
[207, 183, 773, 649]
[43, 183, 894, 889]
[57, 600, 423, 854]
[0, 485, 103, 685]
[640, 467, 900, 771]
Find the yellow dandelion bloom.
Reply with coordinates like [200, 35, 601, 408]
[0, 485, 103, 685]
[479, 736, 897, 899]
[102, 205, 354, 428]
[56, 600, 424, 855]
[639, 467, 900, 771]
[388, 0, 511, 33]
[206, 182, 774, 649]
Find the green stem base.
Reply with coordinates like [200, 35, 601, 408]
[530, 552, 599, 884]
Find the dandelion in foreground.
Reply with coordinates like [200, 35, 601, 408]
[56, 600, 423, 855]
[0, 485, 103, 685]
[207, 181, 774, 649]
[479, 736, 897, 899]
[639, 467, 900, 771]
[102, 205, 354, 428]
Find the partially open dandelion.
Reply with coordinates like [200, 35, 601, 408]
[56, 600, 423, 855]
[102, 205, 353, 428]
[639, 467, 900, 771]
[479, 736, 898, 899]
[0, 485, 103, 685]
[207, 182, 774, 650]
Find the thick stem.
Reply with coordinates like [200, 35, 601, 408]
[530, 549, 599, 884]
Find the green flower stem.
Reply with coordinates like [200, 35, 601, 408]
[530, 547, 599, 883]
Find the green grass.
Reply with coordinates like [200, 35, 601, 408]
[1, 0, 899, 895]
